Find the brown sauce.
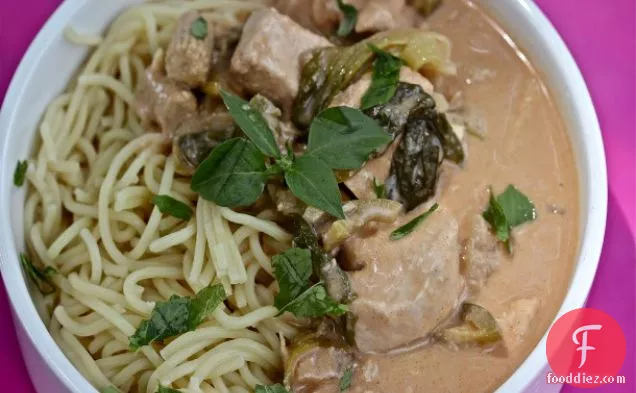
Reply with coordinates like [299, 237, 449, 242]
[350, 1, 580, 391]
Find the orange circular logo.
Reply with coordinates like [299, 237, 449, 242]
[546, 308, 626, 388]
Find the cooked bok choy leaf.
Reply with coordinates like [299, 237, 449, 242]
[294, 30, 455, 128]
[441, 303, 502, 345]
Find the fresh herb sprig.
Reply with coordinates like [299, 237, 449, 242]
[482, 185, 536, 253]
[152, 195, 193, 221]
[361, 45, 403, 110]
[336, 0, 358, 37]
[191, 91, 391, 219]
[129, 285, 225, 350]
[273, 248, 348, 317]
[390, 203, 439, 240]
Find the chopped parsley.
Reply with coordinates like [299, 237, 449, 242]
[14, 160, 28, 186]
[189, 16, 208, 40]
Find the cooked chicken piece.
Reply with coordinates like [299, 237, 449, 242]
[342, 205, 464, 353]
[165, 11, 215, 88]
[462, 214, 502, 292]
[497, 297, 541, 351]
[289, 345, 355, 393]
[230, 8, 332, 111]
[342, 142, 397, 200]
[135, 51, 197, 135]
[275, 0, 417, 35]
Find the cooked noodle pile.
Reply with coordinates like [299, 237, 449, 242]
[25, 1, 297, 392]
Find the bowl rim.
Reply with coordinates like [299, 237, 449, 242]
[0, 1, 607, 393]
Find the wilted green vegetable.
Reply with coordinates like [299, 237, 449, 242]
[294, 30, 455, 128]
[390, 203, 439, 240]
[364, 82, 436, 136]
[152, 195, 193, 221]
[20, 253, 56, 295]
[441, 303, 502, 345]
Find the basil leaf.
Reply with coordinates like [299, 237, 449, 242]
[285, 154, 345, 219]
[152, 195, 193, 221]
[255, 384, 290, 393]
[390, 203, 439, 240]
[221, 90, 281, 158]
[190, 16, 208, 40]
[157, 385, 181, 393]
[307, 107, 391, 170]
[188, 284, 226, 327]
[20, 253, 56, 295]
[129, 284, 225, 350]
[100, 388, 121, 393]
[336, 0, 358, 37]
[272, 247, 348, 317]
[281, 282, 348, 317]
[273, 248, 313, 309]
[191, 138, 268, 208]
[340, 367, 353, 391]
[361, 45, 403, 110]
[373, 177, 386, 199]
[482, 185, 536, 253]
[496, 185, 537, 227]
[14, 160, 28, 186]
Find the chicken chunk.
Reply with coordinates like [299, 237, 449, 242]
[230, 8, 332, 111]
[462, 214, 502, 292]
[165, 11, 215, 87]
[497, 297, 541, 351]
[342, 205, 464, 353]
[289, 346, 355, 393]
[135, 52, 197, 135]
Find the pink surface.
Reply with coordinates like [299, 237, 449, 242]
[0, 1, 633, 392]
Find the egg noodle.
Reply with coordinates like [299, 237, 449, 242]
[25, 1, 297, 392]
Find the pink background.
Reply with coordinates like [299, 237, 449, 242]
[0, 1, 633, 392]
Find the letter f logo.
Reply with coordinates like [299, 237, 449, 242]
[572, 324, 602, 368]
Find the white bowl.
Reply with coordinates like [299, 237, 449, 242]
[0, 1, 607, 392]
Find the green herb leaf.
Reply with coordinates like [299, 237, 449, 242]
[152, 195, 193, 221]
[100, 387, 121, 393]
[373, 177, 386, 199]
[20, 253, 56, 295]
[191, 138, 268, 208]
[157, 385, 181, 393]
[14, 160, 28, 187]
[307, 107, 391, 170]
[281, 282, 348, 317]
[129, 284, 225, 350]
[273, 248, 313, 309]
[496, 185, 537, 227]
[482, 185, 536, 253]
[221, 90, 281, 158]
[361, 45, 403, 110]
[390, 203, 439, 240]
[273, 247, 348, 317]
[284, 154, 344, 219]
[340, 367, 353, 391]
[255, 384, 290, 393]
[336, 0, 358, 37]
[189, 16, 208, 40]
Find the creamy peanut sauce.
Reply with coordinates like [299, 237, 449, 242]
[349, 1, 580, 391]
